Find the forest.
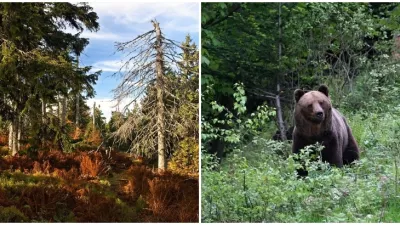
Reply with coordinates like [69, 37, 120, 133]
[0, 3, 198, 222]
[202, 2, 400, 222]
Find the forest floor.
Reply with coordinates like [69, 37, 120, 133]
[0, 142, 198, 222]
[202, 112, 400, 222]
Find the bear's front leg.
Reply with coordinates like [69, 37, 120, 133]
[321, 140, 343, 168]
[343, 125, 360, 165]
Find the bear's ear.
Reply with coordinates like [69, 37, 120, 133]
[294, 89, 305, 102]
[318, 85, 329, 97]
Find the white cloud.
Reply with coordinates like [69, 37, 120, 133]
[90, 2, 199, 32]
[87, 97, 136, 122]
[80, 31, 123, 41]
[92, 60, 124, 72]
[163, 19, 199, 33]
[63, 3, 199, 41]
[63, 26, 126, 41]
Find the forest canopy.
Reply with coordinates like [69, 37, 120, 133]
[202, 2, 400, 155]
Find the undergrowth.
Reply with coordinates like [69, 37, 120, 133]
[202, 83, 400, 223]
[0, 149, 198, 222]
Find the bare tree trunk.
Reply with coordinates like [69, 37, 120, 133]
[57, 95, 60, 119]
[10, 115, 19, 155]
[52, 103, 56, 115]
[76, 93, 80, 126]
[276, 85, 286, 140]
[93, 101, 96, 131]
[17, 115, 22, 151]
[41, 99, 46, 145]
[8, 122, 13, 150]
[60, 96, 67, 126]
[42, 99, 46, 124]
[276, 2, 287, 141]
[10, 75, 20, 155]
[76, 55, 80, 127]
[153, 20, 166, 171]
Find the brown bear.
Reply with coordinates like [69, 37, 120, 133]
[292, 85, 360, 176]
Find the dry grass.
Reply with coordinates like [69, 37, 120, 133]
[79, 152, 109, 178]
[123, 166, 199, 222]
[0, 134, 8, 146]
[0, 150, 198, 222]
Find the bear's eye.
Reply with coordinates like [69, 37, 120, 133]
[319, 101, 324, 105]
[308, 104, 312, 108]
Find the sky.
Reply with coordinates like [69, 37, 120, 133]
[67, 2, 200, 121]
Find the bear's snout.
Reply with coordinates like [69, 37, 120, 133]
[316, 111, 324, 118]
[310, 111, 324, 123]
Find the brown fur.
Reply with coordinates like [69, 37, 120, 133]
[292, 85, 360, 176]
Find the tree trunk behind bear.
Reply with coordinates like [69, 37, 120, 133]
[276, 3, 287, 140]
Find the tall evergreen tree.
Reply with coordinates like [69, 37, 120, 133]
[0, 3, 100, 154]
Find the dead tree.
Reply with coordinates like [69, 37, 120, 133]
[153, 21, 166, 170]
[112, 20, 190, 171]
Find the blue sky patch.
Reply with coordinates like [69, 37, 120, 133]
[66, 2, 199, 121]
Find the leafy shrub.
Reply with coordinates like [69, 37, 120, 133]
[202, 136, 398, 222]
[202, 83, 276, 162]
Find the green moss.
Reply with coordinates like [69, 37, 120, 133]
[135, 195, 147, 211]
[0, 171, 62, 189]
[0, 146, 10, 156]
[0, 206, 28, 222]
[54, 210, 76, 222]
[114, 198, 138, 222]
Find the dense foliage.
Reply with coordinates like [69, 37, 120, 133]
[0, 2, 101, 155]
[202, 2, 400, 130]
[202, 2, 400, 222]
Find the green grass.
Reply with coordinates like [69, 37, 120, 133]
[202, 112, 400, 223]
[383, 198, 400, 222]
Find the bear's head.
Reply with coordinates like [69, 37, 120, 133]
[294, 85, 332, 124]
